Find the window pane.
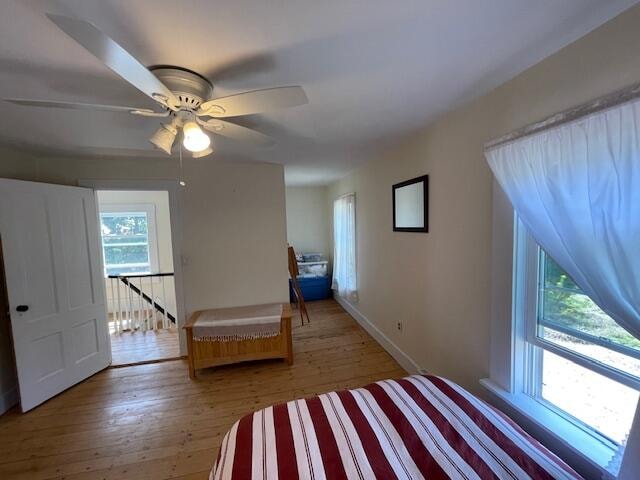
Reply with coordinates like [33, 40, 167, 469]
[539, 326, 640, 378]
[103, 245, 149, 266]
[100, 213, 148, 237]
[540, 349, 639, 444]
[539, 253, 640, 365]
[541, 285, 640, 352]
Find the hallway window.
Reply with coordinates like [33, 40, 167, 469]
[99, 204, 158, 276]
[332, 193, 357, 301]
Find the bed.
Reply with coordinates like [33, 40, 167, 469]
[210, 375, 583, 480]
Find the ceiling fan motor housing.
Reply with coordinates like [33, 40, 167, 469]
[150, 66, 213, 110]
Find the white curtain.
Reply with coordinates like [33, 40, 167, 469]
[485, 99, 640, 339]
[332, 193, 358, 301]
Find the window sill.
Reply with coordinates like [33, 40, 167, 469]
[480, 378, 616, 476]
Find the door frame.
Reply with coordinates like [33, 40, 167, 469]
[79, 179, 187, 356]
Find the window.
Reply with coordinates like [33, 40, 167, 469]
[332, 193, 357, 301]
[485, 94, 640, 475]
[522, 233, 640, 447]
[99, 204, 158, 276]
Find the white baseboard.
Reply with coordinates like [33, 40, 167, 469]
[0, 386, 18, 415]
[334, 295, 421, 374]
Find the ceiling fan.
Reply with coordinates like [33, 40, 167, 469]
[3, 14, 308, 158]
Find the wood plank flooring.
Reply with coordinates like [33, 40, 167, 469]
[110, 327, 181, 366]
[0, 299, 405, 480]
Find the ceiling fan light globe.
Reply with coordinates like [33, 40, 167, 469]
[149, 124, 176, 154]
[182, 121, 211, 152]
[183, 131, 210, 152]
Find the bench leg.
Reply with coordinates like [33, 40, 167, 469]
[186, 329, 196, 379]
[284, 315, 293, 366]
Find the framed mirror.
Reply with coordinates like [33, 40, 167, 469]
[392, 175, 428, 232]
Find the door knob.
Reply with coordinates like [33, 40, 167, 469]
[16, 305, 29, 312]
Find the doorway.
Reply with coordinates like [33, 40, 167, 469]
[96, 190, 180, 366]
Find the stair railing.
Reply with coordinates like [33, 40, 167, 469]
[106, 272, 175, 333]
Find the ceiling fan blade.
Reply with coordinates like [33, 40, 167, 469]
[46, 13, 180, 110]
[198, 86, 308, 118]
[3, 98, 168, 116]
[198, 118, 275, 147]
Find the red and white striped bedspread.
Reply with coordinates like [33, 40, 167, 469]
[211, 375, 583, 480]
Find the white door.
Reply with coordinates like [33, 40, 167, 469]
[0, 179, 110, 411]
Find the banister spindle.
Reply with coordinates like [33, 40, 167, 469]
[138, 277, 145, 331]
[116, 279, 121, 332]
[116, 277, 122, 333]
[149, 276, 156, 330]
[106, 279, 114, 333]
[115, 277, 121, 334]
[111, 278, 124, 333]
[161, 276, 168, 329]
[122, 278, 129, 331]
[128, 278, 135, 330]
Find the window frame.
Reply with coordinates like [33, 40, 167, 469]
[99, 203, 159, 277]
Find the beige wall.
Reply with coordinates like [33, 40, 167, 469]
[328, 6, 640, 395]
[285, 186, 331, 258]
[0, 150, 289, 408]
[0, 152, 290, 308]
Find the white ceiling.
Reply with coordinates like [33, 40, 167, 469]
[0, 0, 637, 185]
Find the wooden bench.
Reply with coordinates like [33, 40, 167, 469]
[184, 303, 293, 379]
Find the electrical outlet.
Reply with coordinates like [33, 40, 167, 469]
[397, 321, 403, 331]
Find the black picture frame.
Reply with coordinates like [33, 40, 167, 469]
[392, 175, 428, 233]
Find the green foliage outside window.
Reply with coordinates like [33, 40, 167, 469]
[542, 254, 640, 350]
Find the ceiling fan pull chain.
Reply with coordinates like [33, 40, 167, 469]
[179, 144, 186, 187]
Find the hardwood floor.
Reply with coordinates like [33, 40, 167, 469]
[110, 327, 181, 366]
[0, 299, 405, 480]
